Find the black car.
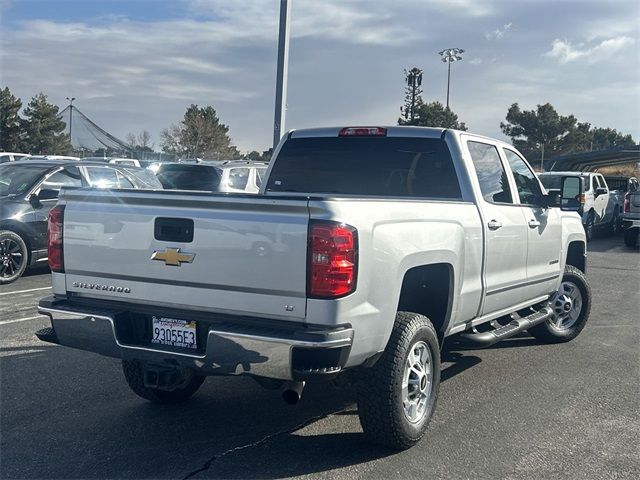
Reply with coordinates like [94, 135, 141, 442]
[0, 160, 163, 284]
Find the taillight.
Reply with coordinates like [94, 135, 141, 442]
[624, 193, 630, 213]
[308, 221, 358, 298]
[48, 205, 65, 272]
[338, 127, 386, 137]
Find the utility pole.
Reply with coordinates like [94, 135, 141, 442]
[438, 48, 464, 109]
[66, 97, 76, 149]
[401, 67, 423, 123]
[273, 0, 291, 150]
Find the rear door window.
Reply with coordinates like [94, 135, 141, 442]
[467, 141, 513, 204]
[266, 136, 462, 198]
[41, 167, 82, 192]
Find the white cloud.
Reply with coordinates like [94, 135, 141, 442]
[545, 36, 636, 64]
[485, 22, 512, 41]
[1, 1, 638, 152]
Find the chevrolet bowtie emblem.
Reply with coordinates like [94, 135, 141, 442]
[151, 248, 195, 266]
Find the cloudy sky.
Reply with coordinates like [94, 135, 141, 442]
[1, 0, 638, 152]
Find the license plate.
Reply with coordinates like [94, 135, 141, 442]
[151, 316, 197, 349]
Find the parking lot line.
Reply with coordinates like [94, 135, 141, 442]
[0, 287, 51, 296]
[0, 315, 46, 326]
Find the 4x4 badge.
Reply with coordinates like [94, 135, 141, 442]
[151, 248, 195, 266]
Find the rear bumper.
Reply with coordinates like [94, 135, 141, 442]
[622, 218, 640, 230]
[37, 297, 353, 381]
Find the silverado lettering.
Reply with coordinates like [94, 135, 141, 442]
[72, 282, 131, 293]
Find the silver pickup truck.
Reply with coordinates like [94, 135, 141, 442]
[36, 126, 591, 450]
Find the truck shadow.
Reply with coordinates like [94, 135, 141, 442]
[0, 341, 484, 479]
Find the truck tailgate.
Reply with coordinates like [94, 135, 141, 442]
[61, 189, 309, 320]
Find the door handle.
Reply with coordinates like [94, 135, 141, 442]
[488, 219, 502, 230]
[528, 219, 541, 228]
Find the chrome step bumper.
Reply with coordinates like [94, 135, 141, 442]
[37, 297, 353, 381]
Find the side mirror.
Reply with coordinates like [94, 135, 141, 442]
[595, 187, 607, 197]
[560, 176, 584, 212]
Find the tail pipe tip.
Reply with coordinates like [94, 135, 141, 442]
[282, 381, 305, 405]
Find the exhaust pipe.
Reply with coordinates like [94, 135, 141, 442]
[282, 381, 305, 405]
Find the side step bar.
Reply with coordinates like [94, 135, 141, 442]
[459, 306, 553, 347]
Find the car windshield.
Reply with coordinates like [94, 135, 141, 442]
[0, 164, 49, 196]
[156, 164, 221, 191]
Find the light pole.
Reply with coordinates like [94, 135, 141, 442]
[66, 97, 76, 145]
[273, 0, 291, 150]
[438, 48, 464, 109]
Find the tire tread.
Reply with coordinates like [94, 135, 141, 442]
[357, 312, 440, 450]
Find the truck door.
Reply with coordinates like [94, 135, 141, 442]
[502, 148, 562, 297]
[597, 174, 614, 222]
[465, 139, 530, 315]
[593, 175, 608, 224]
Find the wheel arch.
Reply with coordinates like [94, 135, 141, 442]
[565, 241, 586, 273]
[396, 262, 455, 344]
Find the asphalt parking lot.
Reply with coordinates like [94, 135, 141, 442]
[1, 234, 638, 479]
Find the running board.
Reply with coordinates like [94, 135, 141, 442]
[458, 306, 553, 347]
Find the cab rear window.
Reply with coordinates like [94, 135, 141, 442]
[266, 137, 462, 199]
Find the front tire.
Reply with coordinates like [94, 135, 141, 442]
[0, 230, 29, 284]
[357, 312, 440, 450]
[528, 266, 591, 343]
[122, 360, 205, 404]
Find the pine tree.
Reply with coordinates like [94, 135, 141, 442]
[0, 86, 24, 151]
[161, 104, 240, 159]
[21, 93, 71, 154]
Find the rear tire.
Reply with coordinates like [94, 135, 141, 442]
[0, 230, 29, 284]
[611, 209, 621, 235]
[122, 360, 205, 403]
[357, 312, 440, 450]
[528, 266, 591, 343]
[624, 228, 639, 248]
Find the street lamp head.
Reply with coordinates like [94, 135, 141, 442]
[439, 47, 465, 63]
